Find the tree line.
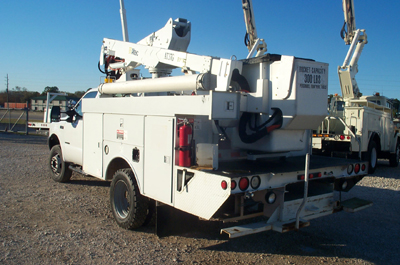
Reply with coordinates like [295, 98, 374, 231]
[0, 86, 86, 107]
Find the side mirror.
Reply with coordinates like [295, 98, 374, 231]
[65, 109, 75, 123]
[50, 106, 61, 122]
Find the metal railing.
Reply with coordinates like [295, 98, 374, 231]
[0, 108, 29, 134]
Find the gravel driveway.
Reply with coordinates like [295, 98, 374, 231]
[0, 132, 399, 264]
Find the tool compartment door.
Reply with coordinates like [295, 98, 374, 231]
[83, 113, 103, 178]
[144, 116, 174, 204]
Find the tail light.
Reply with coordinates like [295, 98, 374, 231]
[354, 164, 360, 174]
[239, 177, 249, 191]
[297, 172, 322, 180]
[221, 180, 227, 190]
[347, 164, 354, 174]
[231, 180, 237, 190]
[361, 164, 366, 171]
[250, 176, 261, 189]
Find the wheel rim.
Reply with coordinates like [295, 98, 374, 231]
[50, 154, 61, 176]
[371, 147, 377, 168]
[114, 180, 130, 219]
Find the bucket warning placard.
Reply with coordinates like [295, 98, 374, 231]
[298, 65, 328, 90]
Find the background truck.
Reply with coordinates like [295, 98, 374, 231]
[312, 0, 400, 173]
[47, 0, 371, 238]
[28, 92, 67, 134]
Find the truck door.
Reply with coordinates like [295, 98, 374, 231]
[143, 116, 174, 204]
[62, 90, 98, 166]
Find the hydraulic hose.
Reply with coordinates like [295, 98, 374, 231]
[239, 108, 283, 144]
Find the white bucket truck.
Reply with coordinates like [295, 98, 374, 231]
[47, 0, 371, 238]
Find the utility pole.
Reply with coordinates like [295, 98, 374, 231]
[6, 74, 10, 131]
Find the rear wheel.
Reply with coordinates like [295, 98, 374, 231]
[110, 168, 149, 229]
[48, 145, 72, 182]
[389, 142, 400, 167]
[363, 141, 378, 174]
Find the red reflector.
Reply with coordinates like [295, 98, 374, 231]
[354, 164, 360, 174]
[298, 175, 305, 180]
[231, 180, 237, 190]
[347, 136, 351, 140]
[309, 174, 314, 179]
[239, 177, 249, 191]
[221, 180, 228, 190]
[361, 164, 366, 171]
[317, 172, 322, 178]
[340, 135, 345, 140]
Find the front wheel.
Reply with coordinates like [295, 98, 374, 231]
[110, 168, 149, 229]
[48, 145, 72, 182]
[389, 142, 400, 167]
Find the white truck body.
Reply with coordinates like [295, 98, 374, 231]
[313, 95, 400, 173]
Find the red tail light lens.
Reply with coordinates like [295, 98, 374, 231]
[221, 180, 227, 190]
[239, 177, 249, 191]
[231, 180, 237, 190]
[361, 164, 366, 171]
[340, 135, 345, 140]
[354, 164, 360, 174]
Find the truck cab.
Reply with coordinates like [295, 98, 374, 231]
[48, 88, 99, 182]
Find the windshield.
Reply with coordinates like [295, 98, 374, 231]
[75, 91, 98, 116]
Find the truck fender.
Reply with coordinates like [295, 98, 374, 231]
[390, 133, 400, 153]
[367, 132, 380, 152]
[105, 157, 142, 193]
[48, 133, 60, 150]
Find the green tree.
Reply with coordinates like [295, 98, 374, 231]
[73, 90, 86, 98]
[42, 86, 60, 95]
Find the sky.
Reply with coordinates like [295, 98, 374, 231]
[1, 0, 399, 99]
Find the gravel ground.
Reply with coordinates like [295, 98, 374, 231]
[0, 132, 399, 265]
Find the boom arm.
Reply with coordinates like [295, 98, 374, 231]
[338, 0, 367, 99]
[341, 0, 356, 45]
[99, 18, 243, 94]
[242, 0, 266, 58]
[119, 0, 129, 42]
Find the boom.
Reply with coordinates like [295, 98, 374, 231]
[242, 0, 266, 58]
[338, 0, 368, 99]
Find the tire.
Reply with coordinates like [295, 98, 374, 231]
[389, 142, 400, 167]
[363, 141, 378, 174]
[49, 145, 72, 183]
[110, 168, 149, 230]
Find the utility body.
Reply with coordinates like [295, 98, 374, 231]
[312, 0, 400, 173]
[47, 0, 371, 238]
